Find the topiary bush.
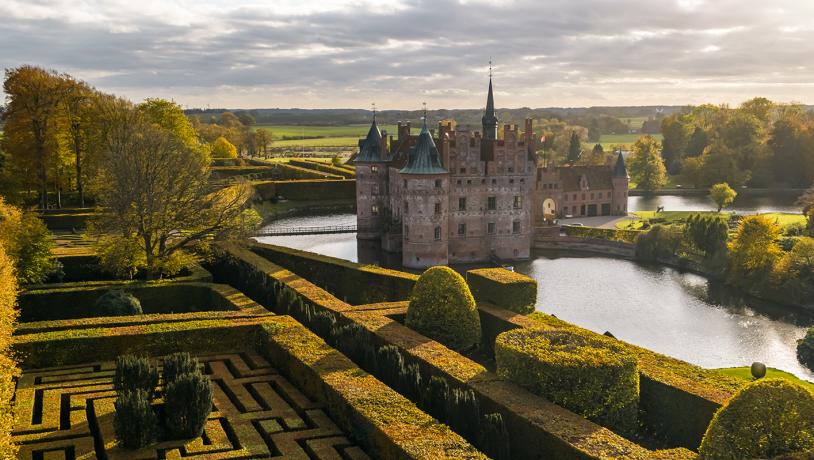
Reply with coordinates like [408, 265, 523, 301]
[698, 378, 814, 459]
[164, 371, 213, 439]
[114, 355, 158, 395]
[95, 289, 143, 316]
[114, 389, 159, 449]
[405, 266, 481, 351]
[495, 328, 639, 435]
[163, 352, 198, 384]
[799, 328, 814, 372]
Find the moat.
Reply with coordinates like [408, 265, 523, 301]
[257, 193, 813, 382]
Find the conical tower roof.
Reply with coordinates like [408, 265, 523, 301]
[481, 76, 498, 140]
[613, 151, 628, 178]
[354, 118, 388, 163]
[400, 119, 447, 174]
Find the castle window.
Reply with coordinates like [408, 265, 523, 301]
[458, 223, 466, 236]
[573, 194, 577, 200]
[487, 222, 496, 234]
[513, 196, 523, 209]
[404, 225, 409, 239]
[404, 201, 409, 214]
[509, 179, 514, 184]
[372, 184, 379, 194]
[590, 192, 594, 200]
[435, 202, 441, 215]
[371, 165, 378, 173]
[460, 167, 466, 173]
[435, 179, 442, 188]
[582, 193, 586, 200]
[403, 180, 407, 189]
[520, 178, 525, 183]
[459, 197, 466, 211]
[434, 227, 441, 240]
[508, 167, 514, 173]
[467, 180, 472, 185]
[371, 204, 379, 216]
[481, 179, 486, 184]
[487, 196, 496, 210]
[512, 221, 521, 233]
[456, 180, 462, 185]
[564, 194, 568, 201]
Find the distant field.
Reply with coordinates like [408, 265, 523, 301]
[618, 116, 649, 130]
[592, 133, 663, 150]
[253, 124, 400, 149]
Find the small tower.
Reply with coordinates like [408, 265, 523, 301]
[612, 151, 629, 215]
[399, 114, 450, 269]
[480, 62, 498, 161]
[354, 113, 390, 240]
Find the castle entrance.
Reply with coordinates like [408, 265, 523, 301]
[543, 198, 556, 216]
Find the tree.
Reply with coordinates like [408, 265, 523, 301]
[660, 115, 689, 173]
[137, 99, 199, 148]
[253, 129, 272, 158]
[0, 196, 57, 284]
[628, 136, 667, 192]
[211, 136, 238, 159]
[699, 142, 749, 188]
[566, 131, 582, 163]
[687, 214, 729, 257]
[61, 77, 96, 207]
[709, 182, 737, 212]
[91, 98, 258, 279]
[685, 126, 709, 158]
[769, 118, 805, 186]
[2, 66, 70, 208]
[728, 215, 782, 286]
[0, 243, 17, 459]
[798, 185, 814, 232]
[587, 118, 600, 142]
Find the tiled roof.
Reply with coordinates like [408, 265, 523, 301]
[354, 119, 388, 163]
[559, 165, 614, 192]
[400, 122, 448, 175]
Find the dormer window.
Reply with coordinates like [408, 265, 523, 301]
[371, 165, 378, 173]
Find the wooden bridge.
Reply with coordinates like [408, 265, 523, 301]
[255, 224, 357, 236]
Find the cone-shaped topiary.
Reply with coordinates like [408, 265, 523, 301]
[114, 355, 158, 395]
[95, 289, 142, 316]
[698, 378, 814, 459]
[162, 352, 198, 384]
[798, 328, 814, 372]
[405, 266, 481, 351]
[114, 389, 159, 449]
[164, 371, 213, 439]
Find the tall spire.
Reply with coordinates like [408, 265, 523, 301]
[482, 59, 498, 140]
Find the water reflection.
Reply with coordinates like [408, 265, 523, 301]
[256, 208, 814, 381]
[629, 193, 800, 213]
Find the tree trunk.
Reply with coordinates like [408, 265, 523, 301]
[74, 128, 84, 208]
[38, 144, 48, 210]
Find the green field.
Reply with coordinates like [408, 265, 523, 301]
[716, 367, 814, 391]
[619, 116, 649, 130]
[252, 124, 400, 149]
[591, 133, 663, 151]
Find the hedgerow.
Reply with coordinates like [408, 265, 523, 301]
[405, 266, 481, 351]
[495, 327, 640, 435]
[698, 379, 814, 459]
[466, 268, 537, 314]
[563, 225, 641, 244]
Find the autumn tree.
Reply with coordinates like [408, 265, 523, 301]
[728, 215, 782, 286]
[709, 182, 737, 212]
[798, 186, 814, 233]
[566, 131, 582, 163]
[2, 66, 70, 208]
[211, 136, 238, 159]
[628, 136, 667, 192]
[253, 128, 272, 158]
[91, 98, 258, 279]
[60, 77, 97, 207]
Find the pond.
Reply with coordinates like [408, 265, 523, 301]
[629, 192, 801, 213]
[256, 206, 814, 382]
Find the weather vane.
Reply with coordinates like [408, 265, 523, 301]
[489, 57, 492, 78]
[422, 102, 427, 121]
[371, 102, 376, 120]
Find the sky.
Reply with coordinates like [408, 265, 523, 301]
[2, 0, 814, 110]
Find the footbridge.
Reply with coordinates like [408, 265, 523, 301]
[255, 224, 357, 236]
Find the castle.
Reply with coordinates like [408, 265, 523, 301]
[354, 77, 629, 269]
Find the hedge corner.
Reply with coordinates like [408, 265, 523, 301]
[466, 268, 537, 314]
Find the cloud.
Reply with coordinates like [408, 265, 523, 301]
[2, 0, 814, 108]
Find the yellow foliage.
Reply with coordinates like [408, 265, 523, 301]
[211, 136, 238, 159]
[0, 244, 19, 459]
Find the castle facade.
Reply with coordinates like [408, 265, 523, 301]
[354, 78, 628, 269]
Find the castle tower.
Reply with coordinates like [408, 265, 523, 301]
[399, 117, 449, 269]
[354, 116, 390, 240]
[612, 151, 629, 215]
[480, 73, 498, 161]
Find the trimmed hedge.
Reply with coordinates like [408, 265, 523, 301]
[466, 268, 537, 314]
[249, 242, 416, 304]
[18, 282, 261, 322]
[405, 266, 481, 351]
[495, 327, 639, 435]
[798, 328, 814, 372]
[252, 179, 355, 201]
[288, 159, 356, 178]
[563, 225, 642, 244]
[698, 379, 814, 459]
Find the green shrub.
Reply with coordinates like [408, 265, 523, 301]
[636, 224, 684, 261]
[164, 371, 213, 439]
[95, 289, 143, 316]
[563, 225, 641, 243]
[798, 328, 814, 372]
[698, 379, 814, 459]
[163, 352, 198, 384]
[114, 355, 158, 395]
[479, 413, 510, 460]
[114, 389, 159, 449]
[495, 328, 639, 435]
[405, 266, 481, 351]
[466, 268, 537, 314]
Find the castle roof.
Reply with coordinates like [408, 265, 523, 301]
[481, 76, 498, 140]
[559, 165, 613, 192]
[400, 121, 448, 175]
[354, 118, 388, 163]
[613, 151, 628, 178]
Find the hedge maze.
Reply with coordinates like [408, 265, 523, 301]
[14, 352, 369, 460]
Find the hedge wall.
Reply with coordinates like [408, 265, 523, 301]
[248, 242, 416, 304]
[253, 179, 356, 201]
[39, 256, 212, 285]
[495, 327, 639, 435]
[39, 209, 98, 231]
[288, 159, 356, 178]
[260, 317, 485, 459]
[18, 282, 263, 322]
[466, 268, 537, 314]
[562, 226, 642, 244]
[477, 303, 742, 449]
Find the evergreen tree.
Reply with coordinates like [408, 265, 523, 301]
[567, 131, 582, 164]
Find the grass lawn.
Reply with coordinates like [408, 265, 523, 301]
[618, 116, 649, 130]
[252, 124, 401, 148]
[591, 133, 663, 151]
[715, 367, 814, 392]
[615, 211, 805, 230]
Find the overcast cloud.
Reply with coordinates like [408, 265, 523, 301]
[2, 0, 814, 109]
